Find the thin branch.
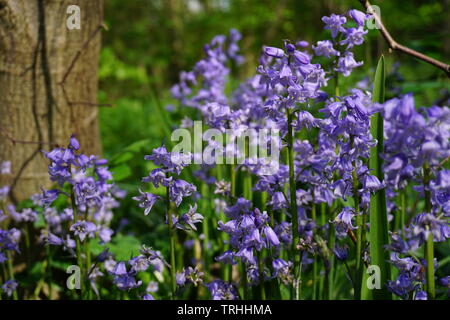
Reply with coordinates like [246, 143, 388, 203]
[59, 23, 106, 85]
[61, 83, 113, 108]
[59, 22, 112, 108]
[359, 0, 450, 77]
[0, 127, 58, 147]
[8, 147, 40, 204]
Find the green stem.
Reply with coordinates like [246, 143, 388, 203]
[166, 185, 177, 300]
[257, 251, 266, 300]
[400, 191, 406, 235]
[6, 251, 18, 300]
[325, 205, 335, 300]
[71, 192, 85, 298]
[230, 164, 236, 197]
[311, 204, 318, 300]
[240, 262, 248, 299]
[85, 240, 92, 300]
[286, 108, 300, 299]
[24, 223, 31, 268]
[201, 182, 210, 278]
[334, 72, 340, 96]
[423, 162, 435, 299]
[352, 165, 363, 300]
[224, 164, 237, 282]
[46, 244, 53, 299]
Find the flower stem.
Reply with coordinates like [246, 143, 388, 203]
[240, 262, 248, 299]
[6, 251, 18, 300]
[334, 72, 340, 96]
[85, 240, 92, 300]
[46, 244, 53, 299]
[400, 191, 406, 234]
[70, 191, 85, 298]
[311, 204, 318, 300]
[225, 164, 237, 282]
[423, 162, 435, 299]
[200, 182, 210, 279]
[286, 108, 300, 299]
[352, 165, 363, 300]
[257, 250, 266, 300]
[325, 205, 335, 300]
[166, 185, 177, 300]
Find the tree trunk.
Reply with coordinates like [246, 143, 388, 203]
[0, 0, 103, 202]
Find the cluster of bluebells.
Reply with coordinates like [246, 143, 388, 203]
[108, 245, 167, 296]
[216, 198, 281, 285]
[133, 145, 206, 295]
[0, 161, 19, 297]
[165, 8, 450, 300]
[134, 145, 200, 227]
[24, 137, 127, 298]
[380, 95, 450, 299]
[39, 136, 122, 250]
[1, 8, 449, 301]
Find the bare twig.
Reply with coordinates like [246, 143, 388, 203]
[59, 23, 106, 85]
[0, 127, 58, 147]
[59, 22, 112, 108]
[359, 0, 450, 77]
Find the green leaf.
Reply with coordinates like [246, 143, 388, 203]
[110, 151, 134, 166]
[111, 164, 132, 181]
[124, 139, 152, 152]
[108, 234, 142, 261]
[363, 55, 392, 300]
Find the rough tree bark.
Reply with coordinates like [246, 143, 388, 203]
[0, 0, 103, 202]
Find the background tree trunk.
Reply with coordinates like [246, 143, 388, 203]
[0, 0, 103, 202]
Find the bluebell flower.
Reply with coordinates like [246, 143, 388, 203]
[340, 27, 367, 49]
[264, 46, 285, 58]
[312, 40, 340, 58]
[70, 220, 97, 242]
[69, 135, 80, 150]
[1, 161, 11, 174]
[142, 168, 172, 188]
[322, 14, 347, 38]
[272, 258, 293, 284]
[387, 273, 417, 299]
[175, 204, 204, 231]
[132, 190, 159, 215]
[110, 261, 142, 291]
[268, 191, 288, 210]
[332, 207, 357, 238]
[262, 225, 280, 247]
[348, 9, 368, 27]
[129, 255, 150, 273]
[0, 252, 7, 263]
[440, 276, 450, 297]
[333, 244, 349, 261]
[40, 188, 60, 208]
[335, 52, 363, 76]
[412, 213, 450, 243]
[0, 228, 21, 252]
[169, 179, 196, 207]
[215, 250, 237, 265]
[1, 279, 18, 297]
[142, 293, 155, 300]
[98, 227, 113, 244]
[363, 174, 383, 193]
[206, 280, 239, 300]
[414, 291, 427, 300]
[0, 186, 9, 201]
